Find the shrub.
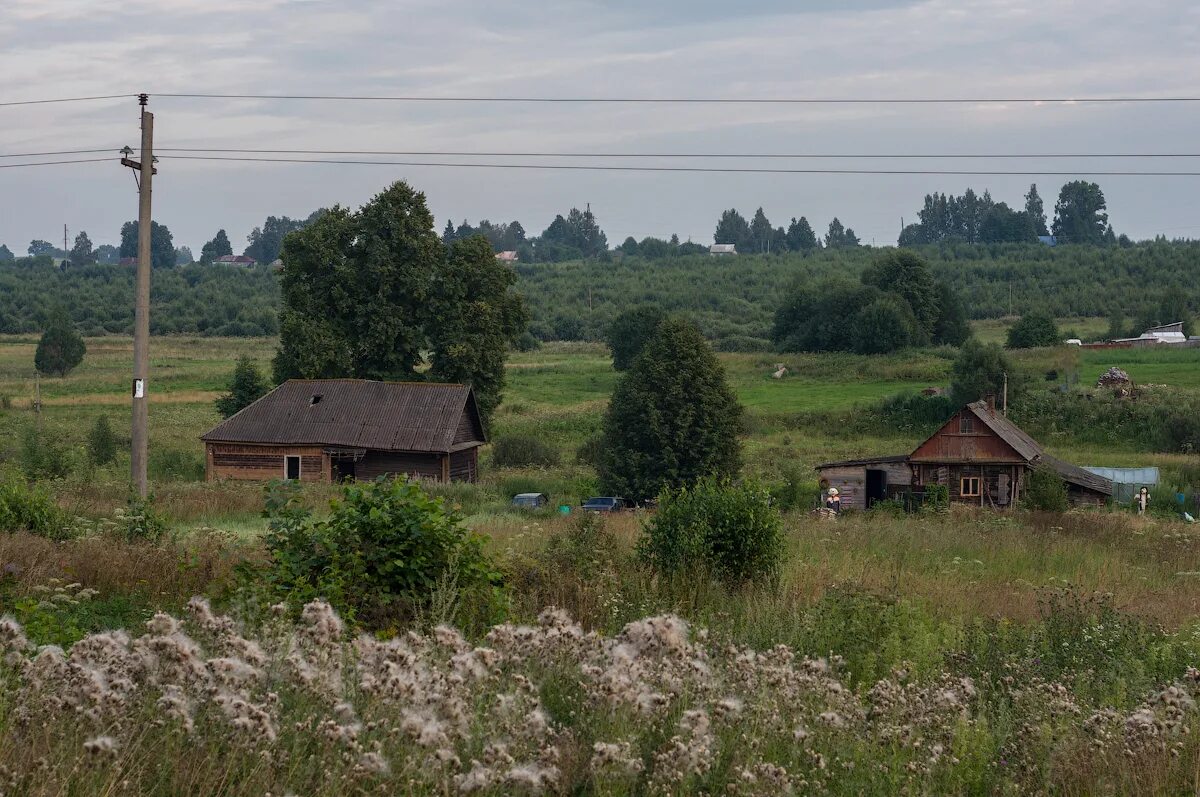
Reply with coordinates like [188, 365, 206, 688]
[491, 434, 561, 468]
[34, 307, 86, 376]
[1022, 465, 1069, 512]
[0, 471, 72, 539]
[115, 494, 171, 543]
[86, 415, 118, 468]
[1006, 310, 1060, 349]
[19, 425, 73, 481]
[513, 330, 541, 352]
[769, 463, 817, 512]
[638, 478, 782, 586]
[574, 433, 604, 468]
[149, 449, 205, 481]
[252, 478, 505, 630]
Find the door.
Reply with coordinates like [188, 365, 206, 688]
[865, 469, 887, 507]
[285, 455, 301, 481]
[333, 458, 356, 482]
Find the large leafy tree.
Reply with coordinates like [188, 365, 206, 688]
[273, 181, 526, 424]
[853, 296, 922, 354]
[69, 231, 95, 267]
[607, 305, 665, 371]
[199, 229, 233, 265]
[932, 282, 971, 346]
[425, 236, 529, 421]
[1005, 310, 1060, 349]
[119, 220, 175, 268]
[28, 240, 56, 258]
[1052, 181, 1109, 244]
[713, 209, 753, 252]
[773, 279, 884, 353]
[215, 355, 270, 418]
[951, 338, 1014, 410]
[598, 317, 742, 501]
[861, 250, 939, 340]
[35, 307, 86, 376]
[0, 244, 13, 262]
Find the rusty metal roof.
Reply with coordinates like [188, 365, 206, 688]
[201, 379, 485, 453]
[1042, 454, 1114, 496]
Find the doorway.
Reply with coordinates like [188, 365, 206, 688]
[333, 458, 356, 482]
[865, 469, 887, 507]
[284, 455, 301, 481]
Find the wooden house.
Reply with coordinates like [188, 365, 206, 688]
[816, 400, 1112, 509]
[201, 379, 486, 484]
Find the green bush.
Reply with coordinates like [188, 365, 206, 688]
[19, 426, 73, 481]
[86, 415, 118, 468]
[252, 478, 505, 630]
[638, 478, 783, 586]
[1022, 465, 1069, 512]
[769, 464, 817, 512]
[491, 434, 561, 468]
[574, 433, 604, 468]
[0, 472, 72, 539]
[1006, 310, 1060, 349]
[149, 449, 205, 481]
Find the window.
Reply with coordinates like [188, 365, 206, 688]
[959, 414, 975, 434]
[309, 394, 323, 406]
[285, 455, 301, 480]
[960, 476, 981, 497]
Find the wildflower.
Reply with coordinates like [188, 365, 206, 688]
[83, 736, 118, 756]
[357, 752, 390, 776]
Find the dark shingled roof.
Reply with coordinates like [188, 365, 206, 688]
[815, 454, 909, 469]
[201, 379, 485, 453]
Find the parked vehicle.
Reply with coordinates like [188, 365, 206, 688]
[512, 492, 549, 509]
[581, 496, 630, 513]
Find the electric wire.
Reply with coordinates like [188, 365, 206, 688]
[0, 157, 116, 169]
[153, 147, 1200, 159]
[0, 94, 136, 107]
[155, 154, 1200, 176]
[0, 148, 123, 159]
[151, 92, 1200, 104]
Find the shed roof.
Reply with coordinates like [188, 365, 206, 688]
[201, 379, 485, 453]
[815, 454, 909, 470]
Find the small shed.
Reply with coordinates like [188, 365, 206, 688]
[709, 244, 737, 255]
[815, 455, 911, 511]
[201, 379, 486, 484]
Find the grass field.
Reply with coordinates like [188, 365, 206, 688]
[6, 326, 1200, 794]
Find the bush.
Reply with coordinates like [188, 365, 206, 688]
[491, 435, 561, 468]
[115, 494, 171, 543]
[86, 415, 118, 468]
[252, 478, 505, 630]
[1006, 310, 1060, 349]
[215, 355, 270, 418]
[1022, 465, 1069, 512]
[19, 426, 73, 481]
[0, 471, 72, 539]
[769, 463, 817, 512]
[513, 330, 541, 352]
[149, 449, 205, 481]
[638, 478, 783, 586]
[606, 305, 665, 370]
[34, 308, 86, 376]
[574, 433, 604, 468]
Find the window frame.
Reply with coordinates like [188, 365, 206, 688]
[959, 414, 975, 434]
[960, 476, 981, 498]
[284, 455, 302, 481]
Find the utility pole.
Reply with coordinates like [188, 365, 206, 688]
[1002, 371, 1008, 417]
[63, 224, 68, 267]
[120, 94, 156, 497]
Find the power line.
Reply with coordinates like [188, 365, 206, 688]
[0, 157, 115, 169]
[156, 154, 1200, 176]
[0, 148, 120, 159]
[0, 94, 135, 107]
[152, 92, 1200, 104]
[154, 147, 1200, 159]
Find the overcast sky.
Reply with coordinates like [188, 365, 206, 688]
[1, 0, 1198, 254]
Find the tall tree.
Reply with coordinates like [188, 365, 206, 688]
[273, 181, 526, 425]
[1024, 183, 1049, 236]
[69, 231, 95, 267]
[932, 282, 971, 346]
[119, 220, 175, 268]
[34, 307, 86, 376]
[244, 214, 319, 264]
[28, 240, 56, 258]
[597, 317, 742, 502]
[0, 244, 13, 262]
[175, 246, 194, 265]
[825, 218, 860, 248]
[749, 207, 773, 253]
[785, 217, 818, 252]
[426, 236, 528, 422]
[94, 244, 118, 264]
[713, 209, 753, 252]
[441, 220, 457, 243]
[199, 229, 233, 265]
[1052, 181, 1109, 244]
[951, 339, 1013, 410]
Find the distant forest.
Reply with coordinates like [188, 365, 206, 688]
[1, 241, 1196, 347]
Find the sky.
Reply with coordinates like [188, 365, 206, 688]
[1, 0, 1198, 254]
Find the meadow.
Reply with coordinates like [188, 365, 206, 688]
[5, 328, 1200, 793]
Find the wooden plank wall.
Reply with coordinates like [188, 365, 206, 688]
[449, 448, 479, 482]
[357, 451, 443, 482]
[207, 444, 326, 482]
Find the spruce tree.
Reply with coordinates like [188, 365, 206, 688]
[607, 305, 666, 371]
[215, 355, 270, 417]
[598, 317, 742, 501]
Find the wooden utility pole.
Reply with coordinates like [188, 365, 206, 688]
[63, 224, 68, 266]
[120, 94, 155, 497]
